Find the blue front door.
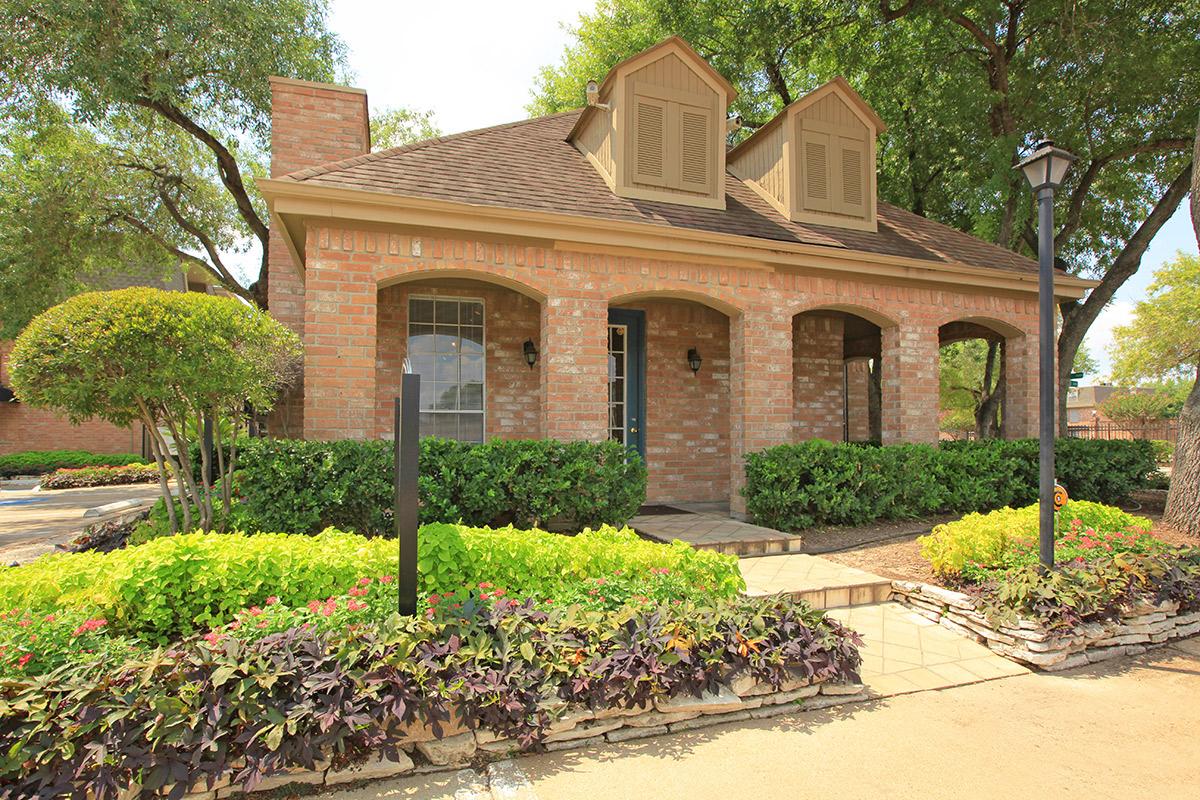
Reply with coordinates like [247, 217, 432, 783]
[607, 309, 645, 457]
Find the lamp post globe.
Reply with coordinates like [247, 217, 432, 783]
[1015, 139, 1076, 570]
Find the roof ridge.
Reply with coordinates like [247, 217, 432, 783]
[280, 109, 584, 182]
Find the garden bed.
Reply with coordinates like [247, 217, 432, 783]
[891, 580, 1200, 670]
[889, 500, 1200, 671]
[0, 525, 864, 798]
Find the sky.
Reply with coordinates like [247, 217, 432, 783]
[320, 0, 1195, 383]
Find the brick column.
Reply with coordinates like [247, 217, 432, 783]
[730, 309, 793, 516]
[540, 294, 608, 441]
[302, 247, 377, 440]
[1003, 332, 1041, 439]
[880, 322, 939, 444]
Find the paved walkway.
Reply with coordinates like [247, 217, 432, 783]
[630, 504, 801, 555]
[318, 639, 1200, 799]
[828, 602, 1026, 696]
[740, 553, 892, 608]
[0, 483, 160, 563]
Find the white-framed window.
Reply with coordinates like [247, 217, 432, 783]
[407, 296, 485, 442]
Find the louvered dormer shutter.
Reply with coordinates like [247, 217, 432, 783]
[832, 134, 867, 216]
[677, 104, 713, 193]
[632, 95, 668, 186]
[800, 129, 832, 212]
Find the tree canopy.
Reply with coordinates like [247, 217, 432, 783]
[1109, 253, 1200, 385]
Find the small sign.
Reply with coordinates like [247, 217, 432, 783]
[1053, 484, 1068, 511]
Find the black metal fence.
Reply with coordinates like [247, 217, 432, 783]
[1067, 419, 1179, 444]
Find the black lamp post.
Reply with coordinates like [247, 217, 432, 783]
[1015, 139, 1076, 570]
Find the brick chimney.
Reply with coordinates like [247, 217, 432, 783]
[266, 76, 370, 436]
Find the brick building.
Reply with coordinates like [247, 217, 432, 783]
[258, 37, 1093, 513]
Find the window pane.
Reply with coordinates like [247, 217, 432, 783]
[460, 382, 483, 410]
[408, 354, 435, 379]
[409, 325, 435, 353]
[433, 383, 459, 410]
[460, 355, 483, 383]
[461, 326, 483, 354]
[434, 326, 459, 353]
[419, 379, 440, 411]
[435, 355, 458, 382]
[435, 300, 459, 324]
[410, 299, 435, 323]
[462, 302, 483, 326]
[459, 413, 484, 443]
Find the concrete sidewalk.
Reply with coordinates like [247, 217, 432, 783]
[319, 639, 1200, 800]
[0, 483, 160, 563]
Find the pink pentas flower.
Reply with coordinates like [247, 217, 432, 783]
[17, 654, 32, 668]
[348, 587, 368, 597]
[347, 600, 367, 612]
[203, 631, 222, 645]
[358, 577, 373, 587]
[265, 596, 279, 606]
[73, 619, 107, 636]
[246, 606, 263, 617]
[380, 575, 394, 584]
[307, 600, 321, 613]
[43, 614, 56, 623]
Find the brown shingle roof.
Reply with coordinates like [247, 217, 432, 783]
[281, 110, 1037, 275]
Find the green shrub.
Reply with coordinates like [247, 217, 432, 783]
[919, 500, 1156, 578]
[744, 437, 1157, 531]
[1150, 439, 1174, 466]
[227, 437, 647, 534]
[39, 463, 160, 489]
[0, 450, 146, 478]
[0, 525, 741, 642]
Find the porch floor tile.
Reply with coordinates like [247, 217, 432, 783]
[630, 508, 801, 556]
[826, 602, 1028, 698]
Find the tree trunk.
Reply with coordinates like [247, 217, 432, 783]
[1164, 368, 1200, 536]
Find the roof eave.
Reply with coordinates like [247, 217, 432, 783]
[257, 177, 1096, 300]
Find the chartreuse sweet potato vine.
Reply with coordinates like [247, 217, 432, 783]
[0, 525, 744, 651]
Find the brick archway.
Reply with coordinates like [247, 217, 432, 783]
[937, 315, 1037, 440]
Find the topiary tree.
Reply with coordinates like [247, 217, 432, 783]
[9, 288, 301, 533]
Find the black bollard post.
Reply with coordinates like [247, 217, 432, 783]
[395, 374, 420, 616]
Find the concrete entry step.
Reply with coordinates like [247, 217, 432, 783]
[739, 553, 893, 609]
[630, 505, 802, 556]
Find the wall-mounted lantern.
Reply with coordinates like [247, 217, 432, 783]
[687, 348, 702, 374]
[523, 339, 539, 369]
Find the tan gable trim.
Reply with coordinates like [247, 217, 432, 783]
[259, 177, 1096, 300]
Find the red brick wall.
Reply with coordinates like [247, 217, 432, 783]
[620, 300, 730, 504]
[375, 281, 542, 440]
[297, 224, 1044, 509]
[845, 359, 872, 441]
[0, 341, 141, 456]
[793, 313, 845, 442]
[267, 77, 370, 437]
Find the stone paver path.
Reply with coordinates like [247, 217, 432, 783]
[828, 602, 1028, 698]
[739, 552, 892, 608]
[630, 506, 800, 555]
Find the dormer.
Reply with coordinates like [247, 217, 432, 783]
[728, 77, 885, 232]
[569, 36, 737, 210]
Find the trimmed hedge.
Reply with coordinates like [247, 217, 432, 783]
[744, 438, 1157, 531]
[40, 463, 160, 489]
[228, 437, 647, 534]
[0, 525, 740, 643]
[0, 449, 146, 478]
